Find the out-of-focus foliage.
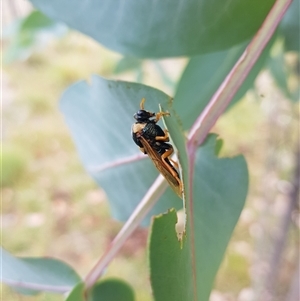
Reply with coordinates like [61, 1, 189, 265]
[279, 0, 300, 51]
[3, 10, 67, 63]
[268, 39, 300, 103]
[2, 248, 81, 295]
[29, 0, 276, 57]
[1, 145, 27, 187]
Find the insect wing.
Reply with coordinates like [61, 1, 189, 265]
[140, 136, 182, 197]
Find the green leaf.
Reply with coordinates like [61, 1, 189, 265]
[174, 38, 274, 130]
[4, 10, 67, 63]
[60, 76, 182, 225]
[149, 135, 248, 300]
[2, 248, 81, 294]
[268, 38, 300, 102]
[160, 102, 189, 204]
[66, 279, 135, 301]
[28, 0, 275, 58]
[65, 282, 85, 301]
[279, 0, 299, 51]
[114, 57, 142, 74]
[268, 39, 291, 97]
[89, 279, 135, 301]
[149, 209, 193, 301]
[21, 10, 56, 30]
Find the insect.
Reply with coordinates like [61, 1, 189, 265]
[132, 98, 182, 198]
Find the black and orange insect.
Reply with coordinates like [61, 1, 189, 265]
[132, 98, 182, 198]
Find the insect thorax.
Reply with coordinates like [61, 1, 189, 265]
[142, 122, 160, 139]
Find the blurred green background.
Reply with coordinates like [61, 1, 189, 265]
[2, 1, 299, 301]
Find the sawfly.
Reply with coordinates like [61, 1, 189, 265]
[132, 98, 182, 198]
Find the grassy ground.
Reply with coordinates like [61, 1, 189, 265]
[2, 30, 299, 301]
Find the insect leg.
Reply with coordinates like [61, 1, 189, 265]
[155, 129, 169, 142]
[156, 132, 179, 171]
[160, 147, 179, 180]
[161, 148, 182, 194]
[155, 111, 170, 123]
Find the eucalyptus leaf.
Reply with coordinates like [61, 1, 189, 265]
[149, 209, 193, 301]
[66, 279, 135, 301]
[114, 57, 142, 74]
[65, 283, 85, 301]
[2, 248, 80, 294]
[60, 76, 182, 225]
[268, 37, 300, 103]
[279, 0, 299, 52]
[149, 135, 248, 300]
[89, 279, 135, 301]
[29, 0, 275, 58]
[268, 40, 292, 99]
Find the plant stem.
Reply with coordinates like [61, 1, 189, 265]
[84, 175, 168, 290]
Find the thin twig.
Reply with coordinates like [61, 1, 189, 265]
[84, 175, 168, 290]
